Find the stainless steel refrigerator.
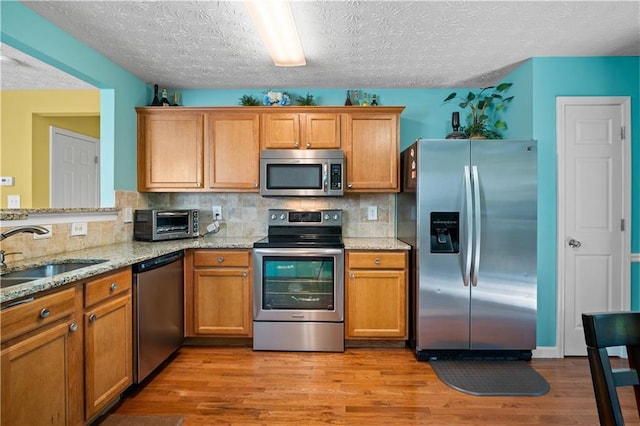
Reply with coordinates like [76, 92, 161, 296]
[398, 139, 537, 361]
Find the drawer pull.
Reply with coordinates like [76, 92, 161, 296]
[374, 258, 381, 265]
[89, 313, 97, 323]
[350, 272, 355, 279]
[69, 322, 78, 332]
[110, 283, 118, 291]
[40, 308, 50, 319]
[217, 256, 224, 263]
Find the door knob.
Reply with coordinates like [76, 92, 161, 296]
[568, 238, 582, 248]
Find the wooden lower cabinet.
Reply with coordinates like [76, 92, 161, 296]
[186, 249, 252, 337]
[346, 251, 408, 339]
[84, 268, 133, 421]
[1, 286, 84, 426]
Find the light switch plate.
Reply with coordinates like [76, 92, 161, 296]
[123, 207, 133, 223]
[367, 206, 378, 221]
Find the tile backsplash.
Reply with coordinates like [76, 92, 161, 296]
[146, 192, 396, 239]
[0, 191, 395, 263]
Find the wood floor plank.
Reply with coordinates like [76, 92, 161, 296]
[107, 347, 640, 425]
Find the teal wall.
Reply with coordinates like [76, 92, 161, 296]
[1, 1, 147, 204]
[529, 57, 640, 346]
[3, 0, 638, 350]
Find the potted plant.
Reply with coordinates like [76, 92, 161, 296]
[443, 82, 513, 139]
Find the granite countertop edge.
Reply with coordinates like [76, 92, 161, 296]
[1, 237, 410, 304]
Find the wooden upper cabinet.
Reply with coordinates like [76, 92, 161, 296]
[137, 110, 204, 191]
[208, 113, 260, 191]
[342, 107, 404, 192]
[261, 112, 340, 149]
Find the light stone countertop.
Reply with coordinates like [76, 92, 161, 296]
[1, 237, 410, 304]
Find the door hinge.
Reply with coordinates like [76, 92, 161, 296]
[621, 218, 625, 231]
[95, 156, 99, 164]
[621, 126, 626, 140]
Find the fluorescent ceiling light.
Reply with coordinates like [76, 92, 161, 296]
[245, 1, 306, 67]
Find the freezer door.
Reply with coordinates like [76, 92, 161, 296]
[416, 139, 471, 350]
[469, 140, 537, 350]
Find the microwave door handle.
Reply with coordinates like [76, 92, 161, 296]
[323, 163, 328, 193]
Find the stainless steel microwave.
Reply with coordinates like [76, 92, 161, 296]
[260, 149, 345, 197]
[133, 209, 199, 241]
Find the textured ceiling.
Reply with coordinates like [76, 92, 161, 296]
[4, 1, 640, 90]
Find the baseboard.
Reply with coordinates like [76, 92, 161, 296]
[532, 346, 562, 358]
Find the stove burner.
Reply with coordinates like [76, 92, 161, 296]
[254, 209, 344, 249]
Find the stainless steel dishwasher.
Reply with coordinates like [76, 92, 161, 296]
[132, 250, 184, 383]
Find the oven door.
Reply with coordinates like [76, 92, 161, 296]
[253, 247, 344, 322]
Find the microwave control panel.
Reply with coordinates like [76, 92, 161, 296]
[330, 164, 342, 190]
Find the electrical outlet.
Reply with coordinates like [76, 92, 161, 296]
[7, 195, 20, 209]
[212, 206, 223, 220]
[71, 222, 88, 236]
[33, 225, 53, 240]
[367, 206, 378, 221]
[123, 207, 133, 223]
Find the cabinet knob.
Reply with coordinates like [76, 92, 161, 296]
[217, 256, 224, 263]
[110, 283, 118, 291]
[374, 258, 381, 265]
[242, 271, 248, 277]
[349, 272, 355, 279]
[293, 142, 300, 148]
[348, 183, 353, 188]
[89, 313, 97, 323]
[69, 322, 78, 332]
[306, 143, 312, 148]
[40, 308, 50, 319]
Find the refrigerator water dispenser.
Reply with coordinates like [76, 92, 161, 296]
[430, 212, 459, 253]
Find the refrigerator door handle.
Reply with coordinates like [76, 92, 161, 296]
[463, 166, 473, 287]
[471, 165, 482, 286]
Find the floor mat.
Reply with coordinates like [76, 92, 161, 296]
[430, 360, 550, 396]
[98, 414, 183, 426]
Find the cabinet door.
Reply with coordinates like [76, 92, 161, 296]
[346, 269, 407, 338]
[302, 113, 341, 149]
[138, 113, 204, 190]
[208, 113, 260, 190]
[261, 113, 300, 149]
[343, 113, 399, 191]
[84, 294, 132, 420]
[1, 320, 81, 426]
[193, 268, 252, 336]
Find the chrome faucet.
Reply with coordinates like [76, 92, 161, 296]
[0, 225, 50, 268]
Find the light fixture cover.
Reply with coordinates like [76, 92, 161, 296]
[245, 1, 306, 67]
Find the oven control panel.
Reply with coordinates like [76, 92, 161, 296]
[268, 209, 342, 226]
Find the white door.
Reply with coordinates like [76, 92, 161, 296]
[557, 97, 631, 356]
[50, 126, 100, 208]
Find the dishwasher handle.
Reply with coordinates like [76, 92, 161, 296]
[132, 250, 184, 273]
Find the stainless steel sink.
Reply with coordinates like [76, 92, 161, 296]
[1, 260, 107, 289]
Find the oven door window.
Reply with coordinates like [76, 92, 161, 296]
[155, 212, 189, 234]
[261, 256, 335, 310]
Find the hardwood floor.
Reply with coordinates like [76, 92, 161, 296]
[108, 346, 640, 425]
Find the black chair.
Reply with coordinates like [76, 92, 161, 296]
[582, 312, 640, 425]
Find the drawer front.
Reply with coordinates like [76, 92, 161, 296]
[1, 287, 76, 342]
[84, 268, 132, 308]
[193, 250, 249, 267]
[348, 251, 406, 269]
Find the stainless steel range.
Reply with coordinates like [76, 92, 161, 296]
[253, 209, 344, 352]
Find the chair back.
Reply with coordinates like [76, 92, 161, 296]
[582, 311, 640, 425]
